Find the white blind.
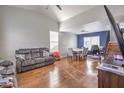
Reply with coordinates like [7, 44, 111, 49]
[84, 36, 100, 50]
[50, 31, 59, 52]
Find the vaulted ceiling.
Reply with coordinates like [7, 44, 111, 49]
[12, 5, 97, 22]
[11, 5, 124, 34]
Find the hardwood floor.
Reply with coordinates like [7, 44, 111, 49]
[17, 57, 99, 88]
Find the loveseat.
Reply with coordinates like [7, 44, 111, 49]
[15, 48, 55, 73]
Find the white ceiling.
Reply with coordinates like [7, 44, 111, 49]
[60, 21, 110, 34]
[12, 5, 97, 22]
[9, 5, 124, 34]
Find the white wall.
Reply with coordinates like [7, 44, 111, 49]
[59, 32, 77, 58]
[0, 6, 59, 61]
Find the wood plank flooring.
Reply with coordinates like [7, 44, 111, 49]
[17, 57, 99, 88]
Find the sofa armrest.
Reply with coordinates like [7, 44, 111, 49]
[15, 56, 25, 73]
[49, 53, 55, 61]
[49, 53, 56, 62]
[49, 52, 54, 57]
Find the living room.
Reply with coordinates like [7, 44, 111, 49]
[1, 4, 124, 89]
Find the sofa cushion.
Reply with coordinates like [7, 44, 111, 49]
[0, 66, 15, 75]
[25, 54, 32, 60]
[44, 56, 54, 61]
[16, 49, 31, 54]
[35, 58, 45, 64]
[43, 50, 49, 57]
[32, 52, 41, 58]
[31, 48, 40, 53]
[22, 59, 35, 66]
[39, 48, 44, 57]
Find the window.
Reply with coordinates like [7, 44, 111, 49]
[84, 36, 100, 50]
[50, 31, 59, 52]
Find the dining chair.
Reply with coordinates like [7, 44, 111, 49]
[91, 45, 100, 55]
[67, 48, 74, 60]
[79, 48, 88, 60]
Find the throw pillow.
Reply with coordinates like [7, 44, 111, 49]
[43, 51, 49, 57]
[16, 54, 25, 60]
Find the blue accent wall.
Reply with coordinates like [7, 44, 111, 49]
[77, 31, 110, 48]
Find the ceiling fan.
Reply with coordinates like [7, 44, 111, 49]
[81, 30, 88, 32]
[45, 5, 62, 11]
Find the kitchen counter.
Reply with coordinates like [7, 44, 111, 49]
[97, 61, 124, 88]
[97, 63, 124, 76]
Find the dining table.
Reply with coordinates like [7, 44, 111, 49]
[73, 48, 83, 52]
[73, 48, 83, 61]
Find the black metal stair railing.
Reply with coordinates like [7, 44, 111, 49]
[104, 5, 124, 59]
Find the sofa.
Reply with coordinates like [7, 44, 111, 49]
[15, 48, 55, 73]
[0, 60, 17, 88]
